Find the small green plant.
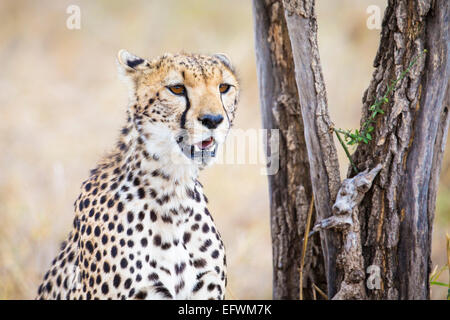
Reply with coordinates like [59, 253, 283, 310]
[430, 264, 449, 295]
[429, 234, 450, 300]
[334, 49, 428, 173]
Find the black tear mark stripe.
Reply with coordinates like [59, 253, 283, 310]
[180, 91, 191, 129]
[220, 94, 231, 127]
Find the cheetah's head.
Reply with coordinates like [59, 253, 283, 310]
[117, 50, 239, 169]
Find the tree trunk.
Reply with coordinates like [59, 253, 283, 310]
[281, 0, 343, 297]
[253, 0, 449, 300]
[351, 0, 449, 299]
[253, 0, 327, 299]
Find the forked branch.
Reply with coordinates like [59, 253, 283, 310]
[311, 164, 382, 299]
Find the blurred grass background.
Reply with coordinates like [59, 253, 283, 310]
[0, 0, 448, 300]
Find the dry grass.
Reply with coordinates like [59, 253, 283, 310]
[0, 0, 448, 300]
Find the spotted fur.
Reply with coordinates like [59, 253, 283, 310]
[36, 50, 240, 300]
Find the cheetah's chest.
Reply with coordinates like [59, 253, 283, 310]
[81, 180, 226, 299]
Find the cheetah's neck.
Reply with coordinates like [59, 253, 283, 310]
[93, 111, 199, 196]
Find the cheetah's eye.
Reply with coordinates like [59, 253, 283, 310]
[167, 85, 186, 96]
[219, 84, 231, 94]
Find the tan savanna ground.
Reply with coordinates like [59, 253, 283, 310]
[0, 0, 448, 299]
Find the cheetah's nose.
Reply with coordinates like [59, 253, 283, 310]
[198, 114, 224, 129]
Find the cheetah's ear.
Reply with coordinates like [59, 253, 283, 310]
[117, 49, 151, 75]
[213, 53, 233, 70]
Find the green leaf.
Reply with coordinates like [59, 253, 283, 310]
[430, 281, 449, 287]
[333, 51, 426, 178]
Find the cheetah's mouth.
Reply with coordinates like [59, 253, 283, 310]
[176, 135, 217, 161]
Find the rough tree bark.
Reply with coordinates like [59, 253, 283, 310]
[311, 165, 382, 299]
[254, 0, 449, 300]
[282, 0, 342, 297]
[253, 0, 327, 299]
[351, 0, 449, 299]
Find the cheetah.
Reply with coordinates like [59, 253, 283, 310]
[36, 50, 239, 300]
